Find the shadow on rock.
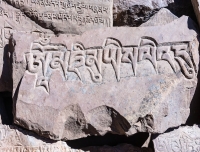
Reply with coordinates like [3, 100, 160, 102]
[67, 132, 150, 149]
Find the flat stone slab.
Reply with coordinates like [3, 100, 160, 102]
[5, 0, 113, 34]
[13, 16, 199, 140]
[153, 125, 200, 152]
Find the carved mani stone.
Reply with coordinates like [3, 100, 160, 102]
[12, 16, 199, 140]
[153, 125, 200, 152]
[4, 0, 113, 34]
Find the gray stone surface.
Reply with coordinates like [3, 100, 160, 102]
[113, 0, 174, 26]
[12, 16, 199, 140]
[113, 0, 174, 10]
[153, 125, 200, 152]
[140, 8, 178, 27]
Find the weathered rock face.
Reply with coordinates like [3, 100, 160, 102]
[4, 0, 113, 34]
[114, 0, 174, 9]
[12, 16, 199, 140]
[140, 8, 178, 27]
[113, 0, 174, 26]
[153, 125, 200, 152]
[113, 0, 197, 27]
[113, 3, 156, 27]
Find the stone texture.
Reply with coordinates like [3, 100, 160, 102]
[113, 0, 174, 10]
[4, 0, 113, 34]
[11, 16, 199, 141]
[153, 125, 200, 152]
[113, 0, 197, 27]
[140, 8, 178, 27]
[113, 3, 157, 27]
[113, 0, 174, 26]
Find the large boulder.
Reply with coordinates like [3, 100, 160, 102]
[12, 16, 199, 140]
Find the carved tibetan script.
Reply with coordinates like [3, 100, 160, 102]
[25, 36, 196, 93]
[154, 126, 200, 152]
[7, 0, 113, 32]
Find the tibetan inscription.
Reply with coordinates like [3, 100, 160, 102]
[25, 36, 196, 93]
[6, 0, 113, 34]
[12, 17, 199, 140]
[153, 125, 200, 152]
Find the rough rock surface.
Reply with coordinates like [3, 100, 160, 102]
[113, 0, 174, 26]
[113, 3, 157, 26]
[113, 0, 197, 27]
[140, 8, 178, 27]
[12, 16, 199, 140]
[0, 92, 155, 152]
[153, 125, 200, 152]
[114, 0, 174, 10]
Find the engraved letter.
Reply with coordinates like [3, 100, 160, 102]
[122, 47, 138, 76]
[138, 38, 157, 73]
[68, 43, 85, 80]
[172, 44, 194, 79]
[157, 46, 176, 72]
[103, 38, 122, 81]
